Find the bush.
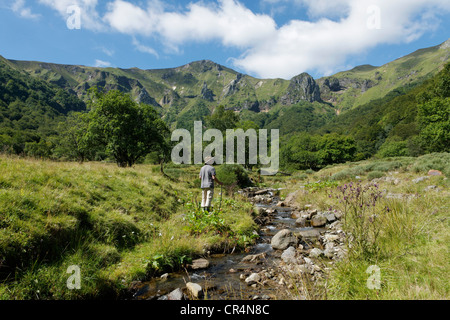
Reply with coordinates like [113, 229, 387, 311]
[367, 171, 385, 180]
[216, 164, 252, 188]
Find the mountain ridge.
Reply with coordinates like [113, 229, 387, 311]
[1, 38, 449, 129]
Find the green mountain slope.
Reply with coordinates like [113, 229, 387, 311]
[317, 39, 450, 111]
[0, 56, 86, 154]
[0, 38, 448, 162]
[5, 58, 330, 129]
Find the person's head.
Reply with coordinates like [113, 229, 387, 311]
[204, 156, 215, 165]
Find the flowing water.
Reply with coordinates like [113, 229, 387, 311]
[133, 190, 323, 300]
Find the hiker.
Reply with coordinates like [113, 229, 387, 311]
[199, 156, 223, 212]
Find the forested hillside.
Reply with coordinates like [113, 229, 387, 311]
[0, 39, 448, 171]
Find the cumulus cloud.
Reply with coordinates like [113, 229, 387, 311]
[235, 0, 450, 78]
[38, 0, 450, 79]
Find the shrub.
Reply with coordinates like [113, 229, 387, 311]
[216, 164, 252, 188]
[367, 171, 385, 180]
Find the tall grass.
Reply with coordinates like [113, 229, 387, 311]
[281, 153, 449, 300]
[0, 155, 257, 299]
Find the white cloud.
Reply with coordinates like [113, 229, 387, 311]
[94, 59, 111, 68]
[37, 0, 450, 79]
[234, 0, 450, 78]
[132, 38, 159, 58]
[11, 0, 40, 19]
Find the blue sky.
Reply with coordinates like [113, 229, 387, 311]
[0, 0, 449, 80]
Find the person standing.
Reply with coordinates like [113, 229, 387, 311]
[199, 156, 223, 212]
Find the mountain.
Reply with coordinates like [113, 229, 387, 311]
[4, 57, 330, 127]
[4, 39, 449, 124]
[0, 38, 448, 159]
[317, 39, 450, 111]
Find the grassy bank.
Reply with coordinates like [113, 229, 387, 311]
[281, 153, 449, 300]
[0, 156, 257, 299]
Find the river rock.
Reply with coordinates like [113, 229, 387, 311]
[324, 234, 340, 242]
[311, 215, 327, 227]
[281, 246, 297, 264]
[295, 217, 308, 227]
[242, 252, 267, 263]
[245, 273, 261, 286]
[167, 288, 185, 300]
[190, 258, 210, 270]
[309, 248, 324, 258]
[325, 213, 336, 223]
[271, 229, 298, 250]
[186, 282, 203, 298]
[284, 190, 300, 207]
[294, 228, 321, 240]
[324, 248, 335, 259]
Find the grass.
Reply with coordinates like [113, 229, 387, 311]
[0, 155, 257, 299]
[279, 153, 449, 300]
[1, 153, 448, 300]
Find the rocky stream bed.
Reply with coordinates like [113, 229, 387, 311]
[131, 188, 347, 300]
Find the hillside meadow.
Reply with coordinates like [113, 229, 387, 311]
[0, 155, 256, 299]
[0, 153, 448, 300]
[276, 153, 449, 300]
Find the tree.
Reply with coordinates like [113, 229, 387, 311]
[88, 88, 169, 167]
[205, 105, 239, 133]
[54, 112, 94, 162]
[417, 63, 450, 153]
[418, 97, 450, 153]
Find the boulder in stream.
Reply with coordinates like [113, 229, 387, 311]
[311, 214, 327, 227]
[271, 229, 298, 250]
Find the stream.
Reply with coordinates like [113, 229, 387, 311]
[132, 188, 332, 300]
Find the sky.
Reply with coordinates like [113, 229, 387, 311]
[0, 0, 449, 80]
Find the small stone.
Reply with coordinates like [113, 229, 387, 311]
[295, 217, 307, 227]
[190, 258, 210, 270]
[309, 248, 324, 258]
[167, 288, 185, 300]
[325, 234, 339, 242]
[413, 176, 429, 183]
[245, 273, 261, 285]
[311, 215, 327, 227]
[281, 246, 297, 264]
[324, 249, 334, 259]
[186, 282, 203, 299]
[160, 273, 169, 280]
[325, 213, 336, 223]
[428, 170, 443, 176]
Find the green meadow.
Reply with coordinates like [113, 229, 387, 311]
[0, 155, 256, 299]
